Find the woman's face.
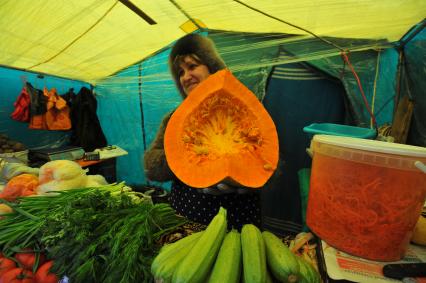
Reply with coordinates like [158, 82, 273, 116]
[178, 56, 211, 96]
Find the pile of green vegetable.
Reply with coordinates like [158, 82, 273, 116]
[0, 183, 186, 283]
[152, 207, 321, 283]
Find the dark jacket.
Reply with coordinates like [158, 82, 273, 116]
[69, 87, 107, 151]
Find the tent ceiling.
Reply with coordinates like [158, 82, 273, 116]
[0, 0, 424, 84]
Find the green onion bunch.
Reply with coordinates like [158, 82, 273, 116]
[0, 183, 186, 283]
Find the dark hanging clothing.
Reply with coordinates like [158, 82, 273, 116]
[26, 82, 47, 116]
[70, 87, 107, 151]
[61, 88, 77, 108]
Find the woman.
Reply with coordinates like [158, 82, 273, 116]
[143, 34, 260, 229]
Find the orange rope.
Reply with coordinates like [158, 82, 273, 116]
[341, 52, 378, 130]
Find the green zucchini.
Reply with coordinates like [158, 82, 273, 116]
[208, 229, 241, 283]
[172, 207, 227, 283]
[151, 231, 204, 283]
[241, 224, 266, 283]
[262, 231, 299, 283]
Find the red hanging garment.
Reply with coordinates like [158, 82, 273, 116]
[11, 86, 31, 122]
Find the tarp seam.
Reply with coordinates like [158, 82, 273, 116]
[169, 0, 202, 31]
[27, 0, 120, 71]
[233, 0, 344, 52]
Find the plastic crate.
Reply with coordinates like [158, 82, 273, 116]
[303, 123, 376, 139]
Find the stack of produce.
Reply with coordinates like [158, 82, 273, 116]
[0, 159, 110, 216]
[0, 174, 39, 201]
[0, 174, 39, 217]
[0, 183, 186, 283]
[0, 134, 26, 154]
[0, 250, 57, 283]
[1, 159, 108, 193]
[151, 207, 321, 283]
[0, 162, 39, 182]
[36, 160, 108, 194]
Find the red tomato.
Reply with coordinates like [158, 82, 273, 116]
[0, 268, 34, 283]
[14, 250, 45, 270]
[0, 257, 16, 278]
[34, 261, 58, 283]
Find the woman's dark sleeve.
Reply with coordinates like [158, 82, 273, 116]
[143, 113, 174, 182]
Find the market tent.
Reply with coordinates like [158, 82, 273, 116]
[0, 1, 425, 234]
[0, 0, 424, 173]
[0, 0, 424, 83]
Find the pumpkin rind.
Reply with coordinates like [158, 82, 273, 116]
[164, 69, 279, 188]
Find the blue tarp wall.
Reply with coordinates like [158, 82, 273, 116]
[0, 67, 90, 149]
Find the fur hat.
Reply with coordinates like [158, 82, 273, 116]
[168, 34, 226, 98]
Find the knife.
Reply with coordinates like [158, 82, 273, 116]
[382, 263, 426, 280]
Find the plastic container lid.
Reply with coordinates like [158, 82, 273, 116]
[313, 135, 426, 157]
[303, 123, 377, 139]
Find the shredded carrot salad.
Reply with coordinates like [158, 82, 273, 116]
[307, 153, 426, 261]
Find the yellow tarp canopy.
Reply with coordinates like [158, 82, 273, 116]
[0, 0, 424, 84]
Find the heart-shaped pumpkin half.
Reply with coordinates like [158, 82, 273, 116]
[164, 69, 279, 188]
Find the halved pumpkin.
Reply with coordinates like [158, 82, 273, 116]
[164, 69, 279, 188]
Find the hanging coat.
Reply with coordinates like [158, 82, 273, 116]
[70, 87, 107, 151]
[27, 82, 47, 116]
[28, 83, 48, 130]
[44, 88, 72, 130]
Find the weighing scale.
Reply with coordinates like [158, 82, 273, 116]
[28, 146, 85, 166]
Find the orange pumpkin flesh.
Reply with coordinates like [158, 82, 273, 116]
[164, 69, 279, 189]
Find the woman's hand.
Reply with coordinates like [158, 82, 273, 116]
[199, 182, 250, 195]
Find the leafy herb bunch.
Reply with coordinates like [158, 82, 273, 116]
[0, 183, 186, 283]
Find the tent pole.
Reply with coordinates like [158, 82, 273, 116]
[118, 0, 156, 25]
[394, 51, 404, 117]
[138, 63, 148, 152]
[138, 63, 151, 186]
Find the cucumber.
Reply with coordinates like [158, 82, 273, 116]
[208, 229, 241, 283]
[172, 207, 227, 283]
[241, 224, 266, 283]
[151, 231, 204, 282]
[262, 231, 299, 283]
